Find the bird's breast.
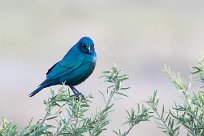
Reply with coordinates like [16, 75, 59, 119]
[62, 54, 96, 86]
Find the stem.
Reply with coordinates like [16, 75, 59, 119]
[106, 90, 115, 108]
[90, 87, 117, 136]
[151, 105, 174, 136]
[182, 91, 204, 126]
[41, 111, 50, 125]
[31, 107, 50, 135]
[123, 125, 134, 136]
[73, 101, 80, 135]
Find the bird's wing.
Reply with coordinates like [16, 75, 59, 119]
[46, 56, 83, 80]
[46, 61, 59, 75]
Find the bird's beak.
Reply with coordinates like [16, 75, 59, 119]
[87, 46, 91, 51]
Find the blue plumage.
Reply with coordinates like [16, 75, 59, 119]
[29, 37, 97, 97]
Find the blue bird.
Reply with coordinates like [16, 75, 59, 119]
[29, 37, 97, 97]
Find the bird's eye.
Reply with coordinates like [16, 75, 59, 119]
[81, 43, 85, 47]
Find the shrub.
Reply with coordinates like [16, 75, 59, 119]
[1, 57, 204, 136]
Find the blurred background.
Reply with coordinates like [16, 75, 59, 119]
[0, 0, 204, 135]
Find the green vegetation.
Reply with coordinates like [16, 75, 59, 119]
[1, 57, 204, 136]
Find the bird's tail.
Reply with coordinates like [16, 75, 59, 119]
[29, 81, 49, 97]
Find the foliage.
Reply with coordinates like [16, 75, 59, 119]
[1, 57, 204, 136]
[0, 65, 134, 136]
[160, 57, 204, 136]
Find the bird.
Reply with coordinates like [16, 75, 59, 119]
[29, 37, 97, 97]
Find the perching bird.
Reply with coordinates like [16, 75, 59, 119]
[29, 37, 97, 97]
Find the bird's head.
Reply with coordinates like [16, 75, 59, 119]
[77, 37, 95, 54]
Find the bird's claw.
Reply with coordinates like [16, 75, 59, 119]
[70, 86, 85, 99]
[71, 92, 85, 100]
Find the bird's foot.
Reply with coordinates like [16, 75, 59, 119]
[70, 86, 85, 99]
[72, 92, 85, 100]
